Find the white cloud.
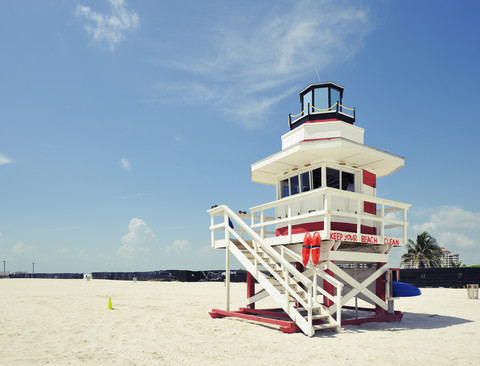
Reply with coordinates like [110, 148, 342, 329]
[411, 206, 479, 251]
[165, 240, 190, 254]
[76, 0, 140, 51]
[412, 221, 436, 233]
[12, 241, 35, 255]
[77, 250, 91, 260]
[413, 206, 480, 233]
[0, 154, 12, 165]
[119, 157, 131, 171]
[117, 218, 156, 258]
[155, 0, 372, 128]
[438, 232, 476, 249]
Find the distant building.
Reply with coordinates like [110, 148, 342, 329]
[441, 247, 459, 268]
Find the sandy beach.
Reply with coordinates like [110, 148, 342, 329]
[1, 278, 479, 365]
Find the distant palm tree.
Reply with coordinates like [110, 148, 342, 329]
[451, 261, 466, 268]
[402, 231, 443, 268]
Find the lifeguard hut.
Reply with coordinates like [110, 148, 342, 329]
[208, 81, 410, 336]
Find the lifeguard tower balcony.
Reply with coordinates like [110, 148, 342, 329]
[208, 81, 410, 337]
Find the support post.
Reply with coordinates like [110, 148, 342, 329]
[324, 268, 335, 307]
[295, 262, 303, 308]
[246, 271, 255, 309]
[354, 262, 358, 318]
[225, 213, 231, 311]
[375, 262, 386, 316]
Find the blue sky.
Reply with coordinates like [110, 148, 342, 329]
[1, 0, 479, 273]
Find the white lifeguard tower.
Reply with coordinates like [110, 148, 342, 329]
[208, 81, 410, 336]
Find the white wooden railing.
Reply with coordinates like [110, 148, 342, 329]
[249, 187, 410, 246]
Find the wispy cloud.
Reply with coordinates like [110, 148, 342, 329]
[76, 0, 140, 51]
[12, 241, 35, 255]
[438, 232, 476, 249]
[117, 218, 156, 258]
[57, 247, 70, 255]
[165, 239, 190, 254]
[152, 0, 372, 128]
[119, 157, 131, 171]
[412, 206, 480, 250]
[0, 154, 12, 165]
[413, 206, 480, 233]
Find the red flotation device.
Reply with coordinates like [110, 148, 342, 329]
[302, 233, 312, 266]
[311, 232, 321, 266]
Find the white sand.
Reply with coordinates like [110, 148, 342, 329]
[1, 279, 479, 365]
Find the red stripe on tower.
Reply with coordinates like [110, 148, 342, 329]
[363, 169, 376, 188]
[363, 169, 377, 215]
[364, 201, 377, 215]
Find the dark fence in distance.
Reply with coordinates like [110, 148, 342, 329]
[10, 268, 479, 287]
[8, 270, 247, 283]
[400, 268, 480, 288]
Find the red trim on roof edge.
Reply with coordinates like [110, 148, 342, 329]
[305, 119, 340, 123]
[301, 137, 341, 143]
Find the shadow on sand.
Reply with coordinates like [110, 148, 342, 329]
[336, 311, 473, 335]
[213, 310, 472, 337]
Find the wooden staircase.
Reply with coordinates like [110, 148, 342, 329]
[209, 206, 342, 336]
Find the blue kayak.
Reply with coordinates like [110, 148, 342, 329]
[392, 281, 421, 297]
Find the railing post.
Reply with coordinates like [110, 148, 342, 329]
[287, 203, 292, 242]
[210, 214, 215, 247]
[356, 198, 361, 238]
[324, 193, 330, 237]
[380, 204, 385, 238]
[308, 103, 310, 115]
[261, 210, 265, 239]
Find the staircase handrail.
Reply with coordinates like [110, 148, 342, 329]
[209, 205, 313, 289]
[224, 223, 311, 310]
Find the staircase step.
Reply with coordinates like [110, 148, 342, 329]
[311, 314, 329, 321]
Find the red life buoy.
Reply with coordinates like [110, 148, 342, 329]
[302, 233, 312, 267]
[311, 232, 321, 266]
